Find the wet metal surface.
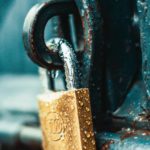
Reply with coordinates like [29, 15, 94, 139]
[46, 38, 80, 89]
[23, 0, 78, 70]
[97, 129, 150, 150]
[23, 0, 150, 149]
[37, 36, 95, 149]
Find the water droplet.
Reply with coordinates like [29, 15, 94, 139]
[91, 132, 94, 136]
[86, 107, 90, 112]
[92, 140, 95, 145]
[86, 133, 91, 138]
[70, 105, 74, 110]
[84, 131, 91, 138]
[142, 133, 146, 136]
[86, 121, 91, 125]
[83, 138, 87, 143]
[79, 101, 84, 106]
[69, 127, 72, 131]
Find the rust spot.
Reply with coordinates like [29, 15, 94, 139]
[120, 129, 150, 141]
[120, 130, 137, 140]
[101, 140, 115, 150]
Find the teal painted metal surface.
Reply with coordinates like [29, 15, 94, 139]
[97, 131, 150, 150]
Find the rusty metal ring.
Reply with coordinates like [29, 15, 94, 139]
[23, 0, 78, 70]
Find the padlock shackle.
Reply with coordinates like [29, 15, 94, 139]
[23, 0, 78, 70]
[47, 38, 80, 89]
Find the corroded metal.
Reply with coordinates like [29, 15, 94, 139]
[23, 0, 78, 70]
[97, 129, 150, 150]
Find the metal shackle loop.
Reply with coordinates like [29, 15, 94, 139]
[23, 0, 78, 70]
[23, 0, 102, 87]
[47, 38, 80, 89]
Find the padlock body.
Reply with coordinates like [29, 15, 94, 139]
[38, 88, 96, 150]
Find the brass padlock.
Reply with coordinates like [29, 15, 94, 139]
[38, 38, 96, 150]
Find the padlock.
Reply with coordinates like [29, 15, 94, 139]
[38, 38, 96, 150]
